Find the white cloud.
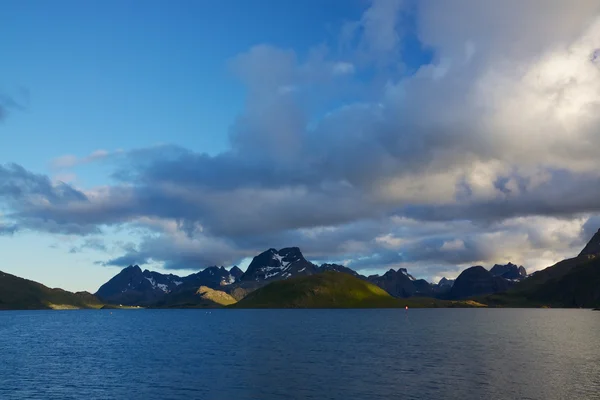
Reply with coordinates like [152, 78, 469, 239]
[441, 239, 465, 251]
[332, 62, 355, 75]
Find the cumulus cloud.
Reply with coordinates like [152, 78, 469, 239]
[2, 1, 600, 279]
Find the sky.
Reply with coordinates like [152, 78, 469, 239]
[1, 0, 600, 292]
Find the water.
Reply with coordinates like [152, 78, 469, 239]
[1, 309, 599, 400]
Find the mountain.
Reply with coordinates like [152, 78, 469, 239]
[578, 228, 600, 257]
[154, 286, 237, 308]
[96, 247, 325, 306]
[0, 270, 102, 310]
[449, 266, 511, 299]
[490, 262, 527, 280]
[239, 247, 319, 282]
[184, 266, 238, 288]
[486, 256, 600, 308]
[367, 268, 423, 298]
[96, 265, 178, 306]
[95, 265, 240, 306]
[482, 229, 600, 308]
[229, 266, 244, 280]
[233, 271, 486, 309]
[318, 263, 364, 278]
[437, 277, 455, 288]
[234, 271, 403, 308]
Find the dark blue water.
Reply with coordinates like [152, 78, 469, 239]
[1, 309, 599, 400]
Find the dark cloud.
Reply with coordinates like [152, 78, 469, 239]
[103, 253, 149, 268]
[0, 163, 88, 205]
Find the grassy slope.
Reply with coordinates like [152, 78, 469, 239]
[233, 271, 486, 309]
[0, 270, 103, 310]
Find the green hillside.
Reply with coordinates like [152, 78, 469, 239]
[233, 271, 486, 308]
[0, 270, 103, 310]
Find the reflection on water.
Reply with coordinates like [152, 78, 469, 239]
[1, 309, 599, 400]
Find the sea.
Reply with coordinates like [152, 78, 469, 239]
[1, 309, 599, 400]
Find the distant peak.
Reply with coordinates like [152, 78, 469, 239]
[579, 228, 600, 257]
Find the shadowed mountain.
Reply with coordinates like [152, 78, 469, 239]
[484, 256, 600, 308]
[482, 230, 600, 308]
[578, 228, 600, 257]
[95, 265, 240, 306]
[0, 270, 102, 310]
[319, 263, 364, 278]
[229, 266, 244, 280]
[436, 277, 455, 293]
[367, 268, 425, 298]
[449, 266, 512, 299]
[490, 263, 527, 280]
[239, 247, 319, 282]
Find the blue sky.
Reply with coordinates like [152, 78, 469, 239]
[1, 0, 600, 292]
[1, 1, 363, 169]
[0, 0, 373, 290]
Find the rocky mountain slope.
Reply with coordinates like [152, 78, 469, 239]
[96, 246, 529, 306]
[490, 263, 527, 280]
[239, 247, 319, 282]
[95, 264, 241, 306]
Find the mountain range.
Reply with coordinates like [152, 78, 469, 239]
[2, 229, 600, 309]
[92, 245, 530, 307]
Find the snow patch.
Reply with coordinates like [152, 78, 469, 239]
[265, 271, 281, 279]
[157, 283, 169, 293]
[221, 275, 235, 285]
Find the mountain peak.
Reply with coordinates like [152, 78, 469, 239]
[124, 265, 142, 273]
[490, 262, 527, 280]
[449, 266, 511, 299]
[240, 247, 316, 282]
[229, 266, 244, 279]
[579, 228, 600, 257]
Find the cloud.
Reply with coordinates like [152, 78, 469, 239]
[51, 149, 121, 169]
[0, 223, 17, 235]
[69, 237, 108, 253]
[332, 62, 356, 75]
[341, 0, 405, 65]
[2, 1, 600, 279]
